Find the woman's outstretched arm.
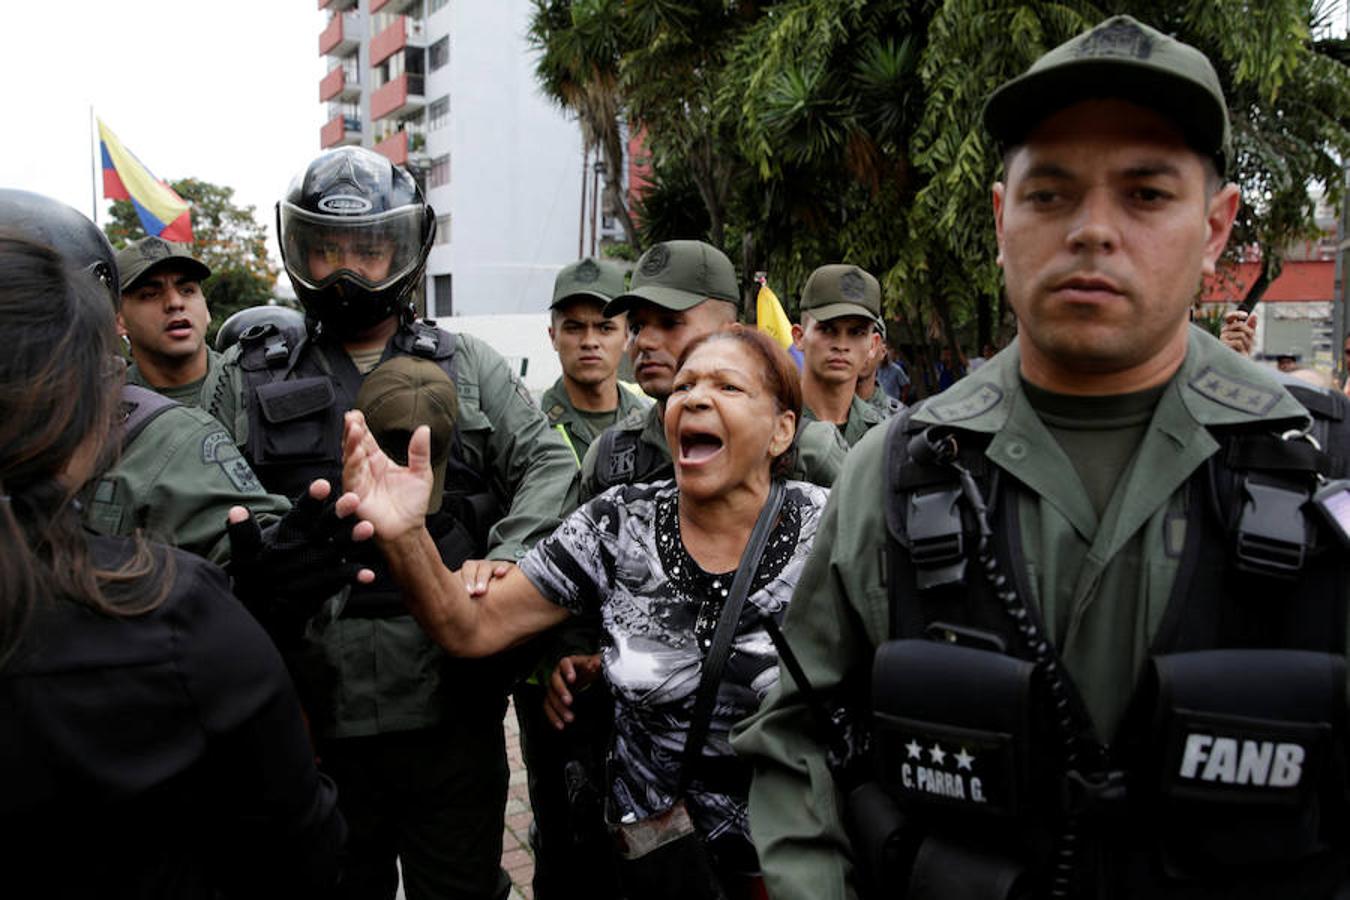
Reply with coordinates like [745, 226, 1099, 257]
[341, 410, 568, 656]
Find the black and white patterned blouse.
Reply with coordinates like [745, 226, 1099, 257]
[518, 478, 829, 852]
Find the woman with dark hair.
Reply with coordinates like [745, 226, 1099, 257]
[342, 324, 828, 899]
[0, 235, 345, 898]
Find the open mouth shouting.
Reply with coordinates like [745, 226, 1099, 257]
[678, 429, 725, 467]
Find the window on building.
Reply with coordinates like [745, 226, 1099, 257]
[429, 154, 450, 188]
[434, 274, 453, 317]
[428, 96, 449, 131]
[435, 214, 451, 245]
[429, 36, 449, 72]
[430, 0, 450, 15]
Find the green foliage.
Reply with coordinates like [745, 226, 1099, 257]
[528, 1, 1350, 354]
[104, 177, 279, 343]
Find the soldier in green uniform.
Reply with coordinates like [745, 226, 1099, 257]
[0, 190, 289, 561]
[542, 257, 651, 465]
[518, 257, 647, 900]
[735, 16, 1350, 899]
[856, 324, 904, 418]
[115, 236, 222, 409]
[206, 146, 578, 900]
[579, 239, 847, 498]
[790, 264, 889, 446]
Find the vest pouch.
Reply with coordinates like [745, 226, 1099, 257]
[249, 377, 341, 469]
[871, 640, 1040, 825]
[906, 835, 1030, 900]
[1140, 650, 1347, 878]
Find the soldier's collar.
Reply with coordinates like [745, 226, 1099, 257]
[915, 330, 1310, 433]
[1176, 327, 1308, 427]
[912, 343, 1021, 433]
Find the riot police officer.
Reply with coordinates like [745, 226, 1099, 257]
[206, 147, 578, 900]
[735, 16, 1350, 900]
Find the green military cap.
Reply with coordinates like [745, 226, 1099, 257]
[551, 257, 626, 309]
[605, 239, 739, 316]
[116, 235, 212, 292]
[800, 264, 882, 323]
[356, 356, 459, 514]
[983, 15, 1231, 176]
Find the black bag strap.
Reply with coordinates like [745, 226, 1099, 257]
[677, 479, 786, 796]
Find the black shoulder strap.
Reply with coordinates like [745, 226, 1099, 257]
[119, 384, 178, 447]
[677, 480, 786, 796]
[593, 425, 657, 492]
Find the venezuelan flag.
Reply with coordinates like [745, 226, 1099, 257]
[97, 119, 192, 242]
[756, 282, 804, 369]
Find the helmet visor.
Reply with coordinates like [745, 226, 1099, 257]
[280, 202, 427, 293]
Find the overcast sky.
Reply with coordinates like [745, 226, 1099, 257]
[1, 1, 327, 260]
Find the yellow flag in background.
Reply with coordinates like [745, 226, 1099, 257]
[756, 282, 804, 368]
[756, 283, 794, 349]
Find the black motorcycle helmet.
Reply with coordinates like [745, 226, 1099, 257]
[0, 189, 119, 306]
[277, 147, 436, 338]
[214, 303, 306, 352]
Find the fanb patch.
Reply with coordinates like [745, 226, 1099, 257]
[1075, 18, 1153, 60]
[202, 430, 263, 493]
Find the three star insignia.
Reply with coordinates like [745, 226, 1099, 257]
[1188, 366, 1279, 414]
[929, 384, 1003, 423]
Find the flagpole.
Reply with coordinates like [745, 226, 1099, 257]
[89, 106, 98, 226]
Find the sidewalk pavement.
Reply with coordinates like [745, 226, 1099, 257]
[503, 699, 536, 899]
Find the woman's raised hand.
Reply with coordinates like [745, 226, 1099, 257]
[341, 410, 434, 541]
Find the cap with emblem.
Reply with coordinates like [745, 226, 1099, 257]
[983, 15, 1231, 176]
[551, 257, 626, 309]
[800, 264, 882, 323]
[356, 356, 459, 514]
[604, 240, 739, 316]
[116, 235, 212, 293]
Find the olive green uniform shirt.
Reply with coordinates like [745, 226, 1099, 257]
[862, 384, 903, 419]
[731, 328, 1318, 900]
[541, 378, 652, 466]
[84, 400, 290, 564]
[126, 347, 226, 410]
[577, 401, 849, 500]
[210, 330, 579, 738]
[801, 394, 888, 448]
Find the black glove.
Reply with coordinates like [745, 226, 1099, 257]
[227, 489, 365, 644]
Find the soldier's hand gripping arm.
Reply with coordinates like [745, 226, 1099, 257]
[225, 478, 372, 645]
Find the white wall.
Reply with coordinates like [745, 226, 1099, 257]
[423, 0, 583, 317]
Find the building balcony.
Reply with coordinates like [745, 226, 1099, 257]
[320, 113, 362, 149]
[319, 12, 360, 57]
[370, 15, 424, 67]
[374, 131, 409, 166]
[370, 0, 420, 13]
[320, 66, 361, 102]
[371, 73, 425, 121]
[319, 0, 356, 10]
[369, 16, 405, 68]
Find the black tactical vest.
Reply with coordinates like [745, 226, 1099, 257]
[866, 397, 1350, 900]
[236, 319, 502, 619]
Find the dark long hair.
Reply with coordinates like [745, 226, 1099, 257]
[0, 235, 168, 667]
[676, 324, 804, 478]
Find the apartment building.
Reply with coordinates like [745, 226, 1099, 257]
[317, 0, 585, 316]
